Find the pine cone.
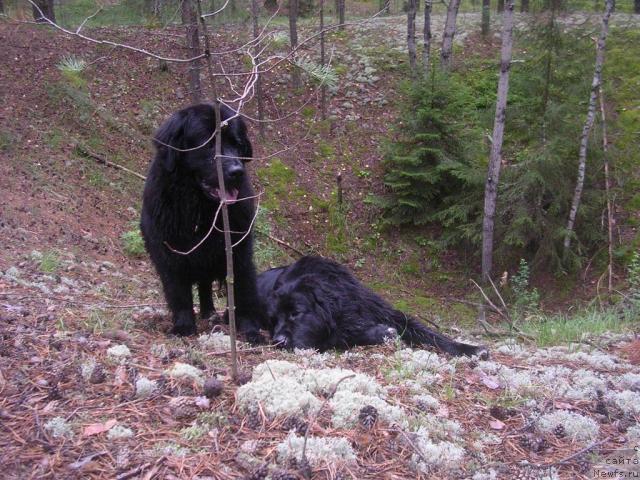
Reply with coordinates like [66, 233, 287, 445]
[89, 365, 106, 384]
[47, 383, 62, 400]
[243, 463, 268, 480]
[359, 405, 378, 429]
[594, 399, 609, 418]
[270, 469, 298, 480]
[553, 424, 566, 438]
[415, 399, 432, 412]
[520, 433, 547, 452]
[245, 410, 263, 430]
[575, 453, 591, 474]
[168, 396, 198, 419]
[282, 416, 308, 434]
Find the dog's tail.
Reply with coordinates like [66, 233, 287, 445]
[390, 311, 488, 358]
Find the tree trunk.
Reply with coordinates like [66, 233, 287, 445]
[440, 0, 461, 70]
[497, 0, 504, 11]
[182, 0, 203, 104]
[481, 0, 515, 282]
[407, 0, 417, 72]
[635, 0, 640, 14]
[521, 0, 529, 12]
[598, 85, 613, 294]
[482, 0, 490, 36]
[32, 0, 56, 23]
[423, 0, 432, 76]
[563, 0, 615, 254]
[336, 0, 345, 30]
[289, 0, 301, 88]
[380, 0, 391, 14]
[1, 0, 5, 14]
[320, 0, 327, 120]
[251, 0, 265, 138]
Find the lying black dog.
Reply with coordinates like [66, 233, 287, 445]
[258, 256, 487, 357]
[141, 103, 262, 342]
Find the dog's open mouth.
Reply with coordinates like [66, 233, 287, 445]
[202, 183, 239, 204]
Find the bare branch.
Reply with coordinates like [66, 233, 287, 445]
[26, 0, 206, 63]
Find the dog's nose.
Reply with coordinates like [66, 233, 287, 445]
[228, 164, 244, 180]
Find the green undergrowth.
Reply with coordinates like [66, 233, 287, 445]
[519, 307, 636, 347]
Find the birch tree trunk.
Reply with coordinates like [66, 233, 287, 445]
[289, 0, 301, 88]
[251, 0, 265, 138]
[599, 86, 613, 293]
[481, 0, 515, 282]
[407, 0, 417, 73]
[563, 0, 615, 253]
[440, 0, 461, 70]
[482, 0, 490, 36]
[423, 0, 432, 76]
[182, 0, 203, 103]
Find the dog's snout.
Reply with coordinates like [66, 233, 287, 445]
[227, 163, 244, 180]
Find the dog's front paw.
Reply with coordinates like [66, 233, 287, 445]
[171, 313, 197, 336]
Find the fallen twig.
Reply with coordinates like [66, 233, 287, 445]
[75, 144, 147, 181]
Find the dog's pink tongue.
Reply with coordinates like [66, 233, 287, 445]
[224, 188, 239, 203]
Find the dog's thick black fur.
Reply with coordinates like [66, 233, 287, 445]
[258, 256, 487, 357]
[141, 103, 262, 341]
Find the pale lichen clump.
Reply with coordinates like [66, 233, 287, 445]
[607, 390, 640, 415]
[276, 432, 356, 467]
[301, 367, 384, 396]
[292, 348, 333, 367]
[107, 344, 131, 361]
[197, 332, 232, 352]
[537, 410, 599, 442]
[387, 349, 453, 386]
[474, 361, 536, 394]
[563, 350, 625, 370]
[135, 377, 158, 398]
[416, 416, 463, 441]
[619, 372, 640, 391]
[155, 442, 191, 457]
[627, 424, 640, 442]
[80, 357, 97, 382]
[472, 469, 498, 480]
[409, 426, 465, 473]
[107, 425, 134, 440]
[44, 416, 74, 438]
[150, 343, 168, 358]
[238, 360, 399, 427]
[413, 393, 441, 411]
[495, 340, 527, 356]
[330, 390, 407, 428]
[237, 370, 322, 418]
[166, 362, 205, 387]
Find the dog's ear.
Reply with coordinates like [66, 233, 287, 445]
[221, 104, 253, 161]
[153, 111, 186, 172]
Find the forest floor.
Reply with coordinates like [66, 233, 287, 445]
[1, 10, 640, 480]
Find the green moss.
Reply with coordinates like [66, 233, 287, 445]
[256, 158, 295, 210]
[121, 227, 145, 258]
[40, 250, 60, 273]
[0, 130, 16, 152]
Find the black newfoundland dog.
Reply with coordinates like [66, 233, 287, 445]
[258, 256, 487, 357]
[141, 103, 262, 342]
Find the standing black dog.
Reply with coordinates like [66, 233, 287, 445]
[258, 256, 487, 357]
[141, 103, 262, 342]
